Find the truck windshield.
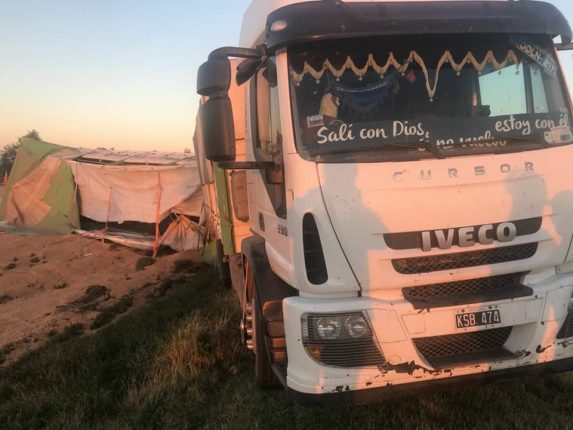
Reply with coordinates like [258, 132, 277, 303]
[288, 35, 572, 162]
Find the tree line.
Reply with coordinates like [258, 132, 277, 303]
[0, 130, 40, 179]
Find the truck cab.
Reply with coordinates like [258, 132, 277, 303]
[196, 0, 573, 404]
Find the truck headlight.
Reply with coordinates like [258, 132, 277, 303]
[310, 313, 370, 340]
[316, 316, 342, 340]
[345, 314, 369, 339]
[301, 312, 385, 367]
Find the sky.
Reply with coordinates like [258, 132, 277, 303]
[1, 0, 573, 153]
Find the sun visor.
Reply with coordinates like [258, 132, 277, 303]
[265, 1, 572, 51]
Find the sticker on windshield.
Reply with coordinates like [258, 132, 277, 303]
[307, 115, 325, 128]
[510, 36, 557, 76]
[309, 112, 570, 152]
[544, 125, 573, 145]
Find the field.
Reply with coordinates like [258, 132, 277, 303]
[1, 258, 573, 429]
[0, 232, 201, 365]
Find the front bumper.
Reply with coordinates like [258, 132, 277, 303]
[291, 357, 573, 406]
[283, 272, 573, 404]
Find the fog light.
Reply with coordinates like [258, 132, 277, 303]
[345, 314, 369, 338]
[316, 316, 342, 340]
[306, 344, 324, 361]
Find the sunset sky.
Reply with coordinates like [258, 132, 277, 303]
[1, 0, 572, 153]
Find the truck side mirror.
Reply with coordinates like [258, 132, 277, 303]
[196, 46, 268, 163]
[237, 58, 262, 86]
[199, 95, 236, 162]
[197, 57, 231, 96]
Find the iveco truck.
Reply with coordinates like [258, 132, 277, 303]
[195, 0, 573, 404]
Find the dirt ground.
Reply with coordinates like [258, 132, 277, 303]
[0, 231, 202, 365]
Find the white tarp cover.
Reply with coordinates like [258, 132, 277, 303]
[3, 139, 204, 251]
[160, 215, 202, 251]
[171, 188, 203, 217]
[67, 160, 201, 224]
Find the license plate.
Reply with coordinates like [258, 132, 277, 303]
[456, 309, 501, 329]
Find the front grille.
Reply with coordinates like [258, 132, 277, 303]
[303, 340, 385, 367]
[393, 243, 538, 274]
[557, 313, 573, 339]
[403, 273, 532, 309]
[413, 327, 514, 368]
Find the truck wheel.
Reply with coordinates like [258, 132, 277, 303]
[216, 239, 231, 289]
[252, 295, 281, 389]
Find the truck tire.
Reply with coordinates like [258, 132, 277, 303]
[253, 295, 281, 389]
[216, 239, 232, 289]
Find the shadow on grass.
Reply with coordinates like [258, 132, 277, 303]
[90, 296, 134, 330]
[2, 267, 573, 429]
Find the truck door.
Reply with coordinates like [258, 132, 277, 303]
[250, 61, 286, 222]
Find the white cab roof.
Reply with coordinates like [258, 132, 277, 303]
[239, 0, 508, 48]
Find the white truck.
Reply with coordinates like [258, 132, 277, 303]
[195, 0, 573, 404]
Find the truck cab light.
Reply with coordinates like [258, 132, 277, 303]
[270, 20, 288, 32]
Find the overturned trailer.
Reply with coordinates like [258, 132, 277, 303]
[0, 138, 203, 253]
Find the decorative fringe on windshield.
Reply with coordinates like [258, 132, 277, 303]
[291, 50, 521, 101]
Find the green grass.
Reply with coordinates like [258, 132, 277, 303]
[2, 267, 573, 429]
[90, 295, 134, 330]
[48, 324, 85, 344]
[0, 344, 15, 366]
[135, 257, 155, 271]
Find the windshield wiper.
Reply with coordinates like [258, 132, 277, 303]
[397, 140, 446, 159]
[310, 133, 558, 159]
[310, 140, 442, 159]
[456, 134, 554, 149]
[322, 133, 550, 157]
[360, 140, 448, 159]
